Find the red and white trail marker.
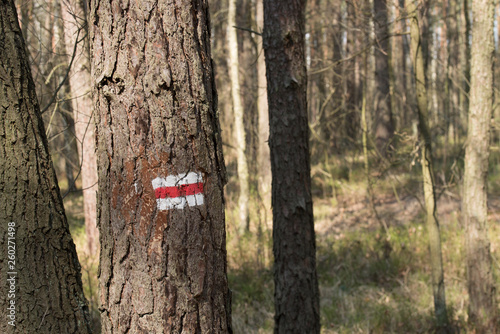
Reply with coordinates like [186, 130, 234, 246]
[152, 172, 204, 210]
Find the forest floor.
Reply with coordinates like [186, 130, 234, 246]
[63, 147, 500, 334]
[226, 192, 500, 333]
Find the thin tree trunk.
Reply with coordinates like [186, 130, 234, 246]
[61, 0, 99, 256]
[403, 11, 415, 128]
[373, 0, 394, 156]
[256, 0, 270, 195]
[366, 0, 376, 138]
[0, 1, 91, 332]
[54, 1, 79, 192]
[407, 0, 449, 330]
[428, 4, 438, 126]
[459, 0, 471, 136]
[443, 0, 451, 146]
[90, 0, 232, 332]
[362, 40, 385, 232]
[343, 1, 361, 145]
[309, 0, 328, 153]
[263, 0, 320, 332]
[256, 0, 271, 232]
[448, 0, 461, 146]
[60, 111, 79, 191]
[228, 0, 250, 233]
[464, 0, 497, 331]
[388, 0, 399, 131]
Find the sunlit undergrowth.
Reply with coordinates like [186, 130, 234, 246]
[62, 141, 500, 333]
[225, 141, 500, 333]
[227, 209, 500, 333]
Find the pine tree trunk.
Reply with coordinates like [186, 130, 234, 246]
[464, 0, 497, 331]
[446, 0, 460, 147]
[407, 0, 450, 330]
[459, 0, 471, 133]
[443, 0, 451, 145]
[373, 0, 394, 156]
[90, 0, 232, 332]
[227, 0, 250, 233]
[0, 1, 91, 332]
[256, 0, 272, 231]
[388, 0, 399, 131]
[61, 0, 99, 256]
[366, 0, 376, 140]
[343, 1, 361, 146]
[263, 0, 320, 332]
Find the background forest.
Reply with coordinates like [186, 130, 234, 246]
[12, 0, 500, 332]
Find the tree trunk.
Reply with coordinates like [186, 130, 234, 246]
[256, 0, 272, 235]
[447, 0, 461, 147]
[326, 0, 345, 153]
[366, 0, 376, 142]
[90, 0, 232, 332]
[459, 0, 471, 135]
[373, 0, 394, 156]
[407, 0, 450, 330]
[54, 1, 79, 193]
[263, 0, 320, 332]
[61, 0, 99, 256]
[443, 0, 451, 145]
[388, 0, 400, 131]
[308, 0, 328, 155]
[428, 3, 438, 126]
[256, 0, 270, 197]
[464, 0, 497, 331]
[0, 1, 91, 332]
[338, 0, 361, 151]
[227, 0, 250, 233]
[403, 6, 415, 129]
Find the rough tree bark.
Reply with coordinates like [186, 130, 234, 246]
[227, 0, 250, 233]
[90, 0, 232, 332]
[263, 0, 320, 332]
[407, 0, 450, 330]
[61, 0, 99, 256]
[0, 0, 91, 332]
[464, 0, 497, 331]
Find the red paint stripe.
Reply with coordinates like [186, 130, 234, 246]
[155, 182, 204, 199]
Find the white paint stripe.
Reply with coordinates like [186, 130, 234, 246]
[157, 197, 187, 210]
[153, 173, 202, 189]
[177, 172, 202, 185]
[152, 177, 165, 190]
[186, 193, 204, 207]
[165, 175, 177, 187]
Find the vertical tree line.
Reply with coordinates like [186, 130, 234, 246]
[407, 0, 449, 329]
[263, 0, 320, 332]
[464, 0, 497, 331]
[89, 0, 231, 332]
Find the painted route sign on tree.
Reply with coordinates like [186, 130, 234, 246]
[152, 172, 204, 210]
